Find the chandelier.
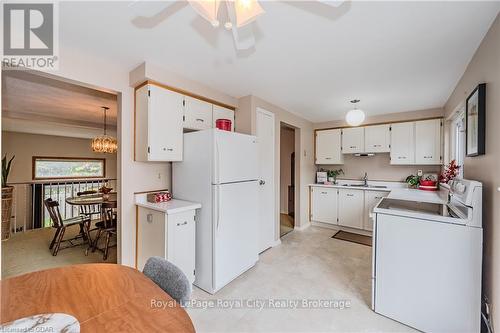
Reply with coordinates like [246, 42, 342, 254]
[91, 106, 117, 154]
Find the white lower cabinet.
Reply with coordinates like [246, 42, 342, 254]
[364, 191, 389, 231]
[311, 187, 338, 224]
[137, 207, 196, 283]
[338, 189, 364, 229]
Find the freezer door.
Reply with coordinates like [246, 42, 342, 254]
[213, 130, 258, 184]
[213, 181, 259, 291]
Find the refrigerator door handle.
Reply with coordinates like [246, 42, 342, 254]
[215, 137, 220, 184]
[216, 186, 221, 231]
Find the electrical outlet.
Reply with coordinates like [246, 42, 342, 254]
[417, 170, 423, 177]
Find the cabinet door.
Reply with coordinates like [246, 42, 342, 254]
[311, 187, 338, 224]
[342, 127, 365, 153]
[183, 96, 212, 131]
[415, 119, 442, 165]
[364, 191, 388, 231]
[167, 210, 196, 284]
[148, 85, 184, 161]
[212, 105, 235, 131]
[365, 124, 391, 153]
[338, 189, 364, 229]
[315, 129, 343, 164]
[390, 122, 415, 165]
[137, 208, 166, 271]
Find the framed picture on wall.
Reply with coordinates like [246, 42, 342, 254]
[466, 83, 486, 157]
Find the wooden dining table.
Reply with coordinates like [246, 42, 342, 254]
[0, 264, 195, 332]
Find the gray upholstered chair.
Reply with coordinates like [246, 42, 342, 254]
[143, 257, 192, 306]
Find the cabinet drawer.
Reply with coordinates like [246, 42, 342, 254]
[184, 96, 212, 130]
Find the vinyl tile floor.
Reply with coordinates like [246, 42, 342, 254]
[187, 226, 416, 332]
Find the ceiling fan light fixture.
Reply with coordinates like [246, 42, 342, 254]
[224, 21, 232, 30]
[188, 0, 220, 24]
[234, 0, 264, 27]
[345, 99, 365, 127]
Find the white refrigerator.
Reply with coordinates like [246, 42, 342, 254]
[173, 129, 259, 294]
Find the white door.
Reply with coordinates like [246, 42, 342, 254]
[311, 187, 338, 224]
[415, 119, 442, 165]
[148, 85, 184, 161]
[365, 124, 391, 153]
[213, 130, 258, 184]
[342, 127, 365, 153]
[364, 191, 388, 231]
[183, 96, 212, 130]
[256, 108, 275, 253]
[315, 129, 343, 164]
[214, 181, 259, 291]
[212, 105, 235, 131]
[390, 122, 415, 164]
[338, 189, 364, 229]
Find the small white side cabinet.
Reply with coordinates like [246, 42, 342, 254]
[390, 122, 415, 165]
[365, 124, 391, 153]
[342, 127, 365, 154]
[310, 187, 338, 224]
[135, 84, 184, 161]
[415, 119, 442, 165]
[364, 191, 389, 231]
[137, 207, 196, 283]
[315, 129, 343, 164]
[212, 105, 235, 131]
[183, 96, 213, 131]
[338, 189, 364, 229]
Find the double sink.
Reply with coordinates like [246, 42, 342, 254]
[342, 184, 387, 189]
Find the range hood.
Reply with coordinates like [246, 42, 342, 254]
[353, 153, 375, 157]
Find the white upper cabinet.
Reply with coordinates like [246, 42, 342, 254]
[311, 187, 338, 224]
[338, 189, 364, 229]
[415, 119, 442, 165]
[183, 96, 212, 131]
[390, 122, 415, 165]
[315, 129, 343, 164]
[365, 124, 391, 153]
[342, 127, 365, 154]
[135, 84, 184, 162]
[212, 105, 235, 131]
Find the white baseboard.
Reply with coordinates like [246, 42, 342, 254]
[270, 238, 282, 247]
[294, 222, 311, 231]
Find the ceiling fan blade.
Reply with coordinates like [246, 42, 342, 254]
[129, 1, 188, 29]
[225, 1, 256, 50]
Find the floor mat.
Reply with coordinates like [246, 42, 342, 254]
[332, 230, 372, 247]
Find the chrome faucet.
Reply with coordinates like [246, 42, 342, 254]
[363, 172, 368, 187]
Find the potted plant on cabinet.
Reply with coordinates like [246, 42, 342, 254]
[2, 155, 15, 240]
[327, 169, 344, 184]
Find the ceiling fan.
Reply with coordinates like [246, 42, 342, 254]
[129, 0, 345, 51]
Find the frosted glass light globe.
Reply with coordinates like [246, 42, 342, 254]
[345, 109, 365, 126]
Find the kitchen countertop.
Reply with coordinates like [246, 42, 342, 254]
[310, 180, 448, 203]
[135, 194, 201, 214]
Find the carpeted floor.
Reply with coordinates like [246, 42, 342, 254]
[280, 213, 294, 237]
[1, 223, 116, 279]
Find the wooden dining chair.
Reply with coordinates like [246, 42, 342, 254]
[76, 190, 101, 220]
[90, 201, 117, 260]
[44, 198, 91, 256]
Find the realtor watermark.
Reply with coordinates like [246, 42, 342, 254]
[151, 298, 352, 310]
[2, 2, 59, 70]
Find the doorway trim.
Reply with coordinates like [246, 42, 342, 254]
[256, 107, 279, 249]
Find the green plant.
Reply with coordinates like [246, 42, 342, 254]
[2, 155, 15, 187]
[327, 169, 344, 183]
[405, 174, 421, 188]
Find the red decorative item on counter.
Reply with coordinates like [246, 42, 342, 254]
[439, 159, 460, 184]
[419, 179, 438, 191]
[215, 119, 232, 131]
[147, 191, 172, 203]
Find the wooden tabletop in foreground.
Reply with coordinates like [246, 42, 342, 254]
[0, 264, 195, 333]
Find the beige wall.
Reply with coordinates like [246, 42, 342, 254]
[314, 108, 444, 182]
[444, 14, 500, 327]
[280, 126, 295, 213]
[1, 131, 117, 183]
[237, 95, 315, 235]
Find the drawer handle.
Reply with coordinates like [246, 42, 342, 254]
[398, 156, 407, 159]
[325, 157, 332, 160]
[196, 118, 205, 122]
[321, 191, 328, 194]
[373, 144, 381, 147]
[164, 148, 173, 152]
[375, 197, 383, 199]
[177, 221, 188, 226]
[147, 214, 153, 223]
[424, 156, 433, 159]
[346, 194, 354, 197]
[350, 146, 357, 148]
